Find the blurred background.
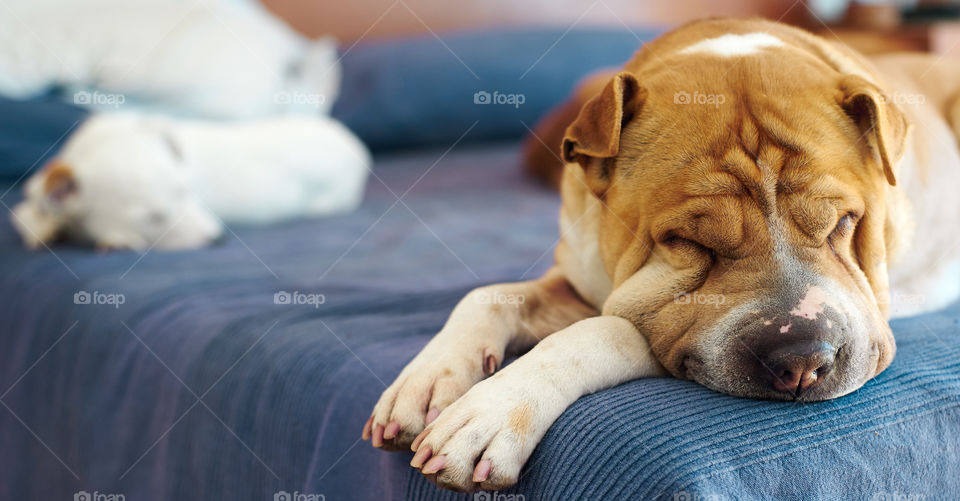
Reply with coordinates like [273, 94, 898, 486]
[6, 0, 960, 166]
[264, 0, 960, 55]
[3, 1, 960, 500]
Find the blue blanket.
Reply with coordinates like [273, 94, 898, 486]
[1, 141, 958, 500]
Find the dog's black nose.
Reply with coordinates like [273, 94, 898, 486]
[760, 341, 836, 396]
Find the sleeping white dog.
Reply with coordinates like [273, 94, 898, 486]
[0, 0, 339, 119]
[3, 0, 370, 251]
[11, 113, 371, 250]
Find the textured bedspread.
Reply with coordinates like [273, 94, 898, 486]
[1, 142, 959, 501]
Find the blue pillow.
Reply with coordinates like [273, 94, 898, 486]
[332, 27, 662, 151]
[0, 95, 89, 180]
[0, 28, 662, 180]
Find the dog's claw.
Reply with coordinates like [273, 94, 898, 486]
[473, 459, 491, 482]
[483, 352, 498, 376]
[383, 421, 400, 439]
[421, 455, 446, 475]
[410, 444, 433, 468]
[425, 407, 440, 425]
[361, 415, 374, 440]
[372, 424, 384, 447]
[411, 430, 427, 451]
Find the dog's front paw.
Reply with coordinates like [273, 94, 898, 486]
[362, 337, 500, 451]
[407, 377, 544, 492]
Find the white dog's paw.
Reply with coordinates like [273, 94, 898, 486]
[407, 377, 540, 492]
[362, 337, 500, 451]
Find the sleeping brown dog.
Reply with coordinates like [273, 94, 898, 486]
[362, 18, 960, 491]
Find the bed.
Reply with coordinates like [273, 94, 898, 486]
[1, 27, 959, 501]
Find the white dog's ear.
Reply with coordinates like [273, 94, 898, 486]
[11, 161, 77, 248]
[42, 161, 78, 202]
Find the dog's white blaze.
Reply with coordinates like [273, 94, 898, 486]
[679, 32, 785, 57]
[790, 285, 827, 320]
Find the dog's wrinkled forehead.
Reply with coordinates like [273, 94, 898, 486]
[566, 20, 904, 401]
[621, 109, 865, 262]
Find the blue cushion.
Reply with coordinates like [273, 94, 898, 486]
[0, 27, 659, 180]
[332, 27, 661, 150]
[0, 95, 89, 180]
[1, 141, 958, 500]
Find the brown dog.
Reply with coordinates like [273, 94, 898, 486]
[364, 18, 960, 492]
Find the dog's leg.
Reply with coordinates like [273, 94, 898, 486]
[362, 267, 596, 450]
[408, 315, 665, 491]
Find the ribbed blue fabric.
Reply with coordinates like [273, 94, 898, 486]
[1, 141, 958, 501]
[399, 315, 960, 500]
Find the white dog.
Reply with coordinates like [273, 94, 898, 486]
[3, 0, 369, 251]
[0, 0, 339, 119]
[11, 113, 371, 250]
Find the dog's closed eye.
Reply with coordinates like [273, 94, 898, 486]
[662, 234, 718, 262]
[831, 212, 859, 238]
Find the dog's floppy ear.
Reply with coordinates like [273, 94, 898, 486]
[10, 160, 77, 248]
[562, 72, 645, 165]
[43, 161, 78, 202]
[839, 75, 911, 186]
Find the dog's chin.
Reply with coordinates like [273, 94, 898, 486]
[87, 225, 223, 252]
[151, 230, 224, 251]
